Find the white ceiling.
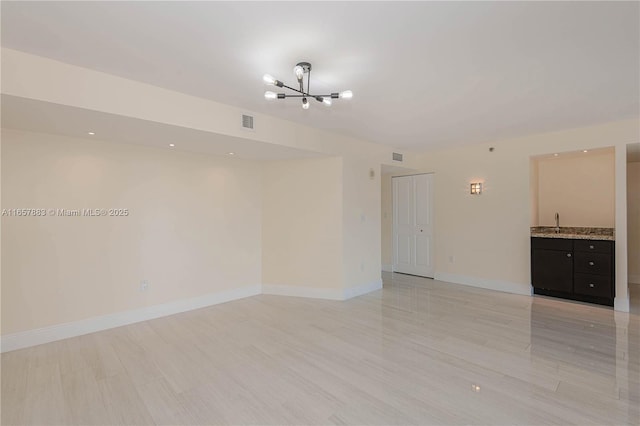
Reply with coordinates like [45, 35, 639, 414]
[1, 1, 638, 151]
[1, 95, 325, 161]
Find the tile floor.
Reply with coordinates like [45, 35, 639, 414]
[2, 272, 639, 425]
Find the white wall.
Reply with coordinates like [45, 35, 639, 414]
[535, 149, 615, 227]
[628, 161, 640, 284]
[1, 129, 263, 335]
[262, 157, 344, 293]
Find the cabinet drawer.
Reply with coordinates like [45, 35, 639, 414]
[531, 237, 573, 251]
[574, 252, 612, 276]
[574, 240, 612, 254]
[574, 273, 613, 298]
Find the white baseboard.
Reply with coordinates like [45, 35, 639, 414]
[262, 279, 383, 301]
[343, 279, 383, 300]
[434, 272, 531, 296]
[2, 279, 385, 353]
[0, 271, 539, 353]
[0, 284, 261, 353]
[628, 274, 640, 285]
[381, 264, 393, 272]
[261, 284, 344, 300]
[614, 297, 630, 313]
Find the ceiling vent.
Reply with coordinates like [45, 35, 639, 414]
[392, 152, 403, 162]
[241, 114, 254, 130]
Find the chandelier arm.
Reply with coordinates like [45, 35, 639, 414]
[280, 83, 307, 96]
[266, 64, 348, 102]
[282, 93, 338, 98]
[279, 94, 335, 98]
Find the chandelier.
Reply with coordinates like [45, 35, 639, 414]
[263, 62, 353, 109]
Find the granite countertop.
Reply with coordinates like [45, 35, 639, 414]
[530, 226, 615, 241]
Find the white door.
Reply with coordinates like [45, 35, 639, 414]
[393, 174, 434, 278]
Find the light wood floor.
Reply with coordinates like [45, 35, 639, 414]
[2, 272, 639, 425]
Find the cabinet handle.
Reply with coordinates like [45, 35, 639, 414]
[589, 283, 595, 288]
[589, 245, 595, 249]
[589, 261, 595, 266]
[566, 253, 572, 257]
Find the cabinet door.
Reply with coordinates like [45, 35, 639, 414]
[532, 249, 573, 292]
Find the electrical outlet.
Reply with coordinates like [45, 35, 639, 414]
[139, 280, 149, 292]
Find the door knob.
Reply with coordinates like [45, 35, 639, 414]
[567, 253, 572, 257]
[589, 261, 595, 266]
[589, 245, 594, 249]
[589, 283, 595, 288]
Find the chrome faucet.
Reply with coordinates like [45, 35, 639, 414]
[555, 212, 560, 233]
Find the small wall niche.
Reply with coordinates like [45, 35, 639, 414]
[530, 147, 615, 228]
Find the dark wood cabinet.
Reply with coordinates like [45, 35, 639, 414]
[531, 248, 573, 292]
[574, 252, 612, 276]
[531, 237, 615, 306]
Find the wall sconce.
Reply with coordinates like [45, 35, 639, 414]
[470, 182, 483, 195]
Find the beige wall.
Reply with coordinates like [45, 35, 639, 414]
[529, 159, 539, 227]
[535, 149, 615, 228]
[1, 129, 263, 334]
[262, 156, 382, 293]
[342, 157, 382, 290]
[2, 49, 638, 341]
[422, 144, 531, 292]
[2, 47, 408, 306]
[381, 173, 393, 269]
[628, 161, 640, 283]
[1, 48, 418, 168]
[2, 48, 406, 338]
[405, 119, 637, 305]
[262, 157, 344, 289]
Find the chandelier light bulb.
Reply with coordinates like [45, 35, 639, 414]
[262, 62, 351, 108]
[263, 74, 276, 85]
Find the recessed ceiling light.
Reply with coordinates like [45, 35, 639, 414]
[169, 143, 175, 147]
[88, 132, 95, 135]
[553, 153, 559, 157]
[583, 150, 588, 153]
[228, 152, 235, 155]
